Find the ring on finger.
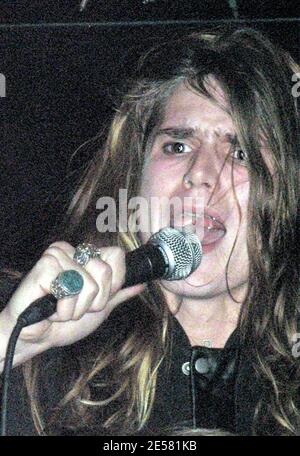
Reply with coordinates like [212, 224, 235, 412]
[73, 243, 102, 268]
[50, 269, 84, 300]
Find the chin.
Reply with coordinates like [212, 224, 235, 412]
[159, 259, 248, 300]
[160, 274, 228, 300]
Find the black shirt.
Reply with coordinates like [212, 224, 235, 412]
[1, 300, 245, 436]
[0, 273, 295, 436]
[142, 314, 239, 435]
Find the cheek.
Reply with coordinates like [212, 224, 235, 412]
[139, 160, 183, 239]
[236, 180, 250, 211]
[229, 177, 250, 215]
[140, 159, 181, 198]
[228, 182, 250, 247]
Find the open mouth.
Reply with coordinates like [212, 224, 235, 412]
[201, 214, 226, 246]
[170, 210, 227, 246]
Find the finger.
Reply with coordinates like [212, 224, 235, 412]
[106, 283, 146, 312]
[94, 247, 126, 293]
[44, 246, 104, 320]
[10, 254, 63, 320]
[83, 247, 124, 313]
[71, 273, 101, 320]
[10, 253, 79, 324]
[46, 241, 76, 260]
[40, 248, 87, 320]
[82, 258, 112, 313]
[50, 295, 78, 322]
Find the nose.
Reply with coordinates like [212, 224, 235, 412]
[183, 144, 224, 195]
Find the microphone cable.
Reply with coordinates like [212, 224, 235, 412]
[1, 319, 25, 436]
[1, 294, 58, 436]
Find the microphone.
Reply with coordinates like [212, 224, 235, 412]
[124, 227, 202, 286]
[17, 228, 202, 328]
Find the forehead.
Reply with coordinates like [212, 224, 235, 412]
[160, 82, 235, 138]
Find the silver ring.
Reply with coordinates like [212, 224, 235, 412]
[50, 270, 84, 300]
[73, 243, 102, 267]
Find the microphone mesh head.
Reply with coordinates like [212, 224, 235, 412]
[149, 227, 202, 280]
[182, 231, 203, 271]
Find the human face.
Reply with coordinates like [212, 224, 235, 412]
[139, 82, 250, 301]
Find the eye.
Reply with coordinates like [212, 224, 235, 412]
[162, 142, 192, 155]
[231, 148, 249, 165]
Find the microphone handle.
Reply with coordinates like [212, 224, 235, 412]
[123, 243, 167, 287]
[17, 244, 168, 327]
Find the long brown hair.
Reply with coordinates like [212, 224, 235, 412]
[24, 27, 300, 435]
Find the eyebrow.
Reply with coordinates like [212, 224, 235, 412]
[156, 127, 196, 139]
[156, 127, 239, 144]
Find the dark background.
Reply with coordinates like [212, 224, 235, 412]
[0, 1, 299, 271]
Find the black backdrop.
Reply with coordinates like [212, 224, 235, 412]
[0, 14, 299, 271]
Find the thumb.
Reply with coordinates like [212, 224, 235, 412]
[106, 283, 146, 311]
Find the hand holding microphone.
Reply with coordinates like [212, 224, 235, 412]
[0, 228, 202, 436]
[1, 243, 141, 354]
[0, 228, 202, 363]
